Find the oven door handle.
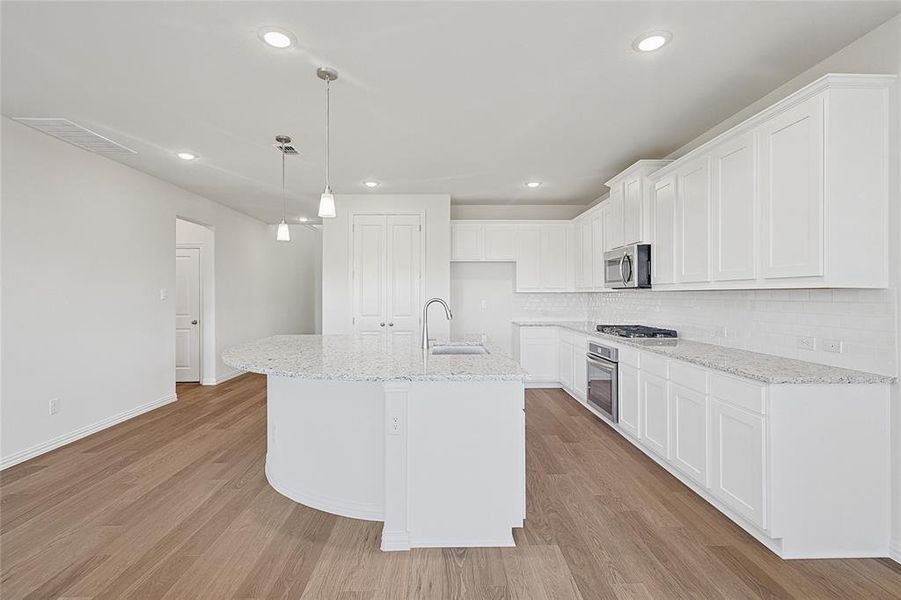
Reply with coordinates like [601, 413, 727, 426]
[587, 353, 617, 368]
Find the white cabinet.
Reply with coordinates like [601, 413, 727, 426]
[652, 176, 677, 285]
[352, 214, 421, 338]
[758, 95, 824, 280]
[451, 223, 483, 261]
[577, 217, 593, 289]
[591, 211, 605, 286]
[676, 157, 710, 283]
[669, 383, 708, 487]
[623, 175, 642, 246]
[639, 372, 669, 458]
[558, 336, 574, 390]
[711, 133, 756, 281]
[539, 225, 568, 291]
[618, 363, 640, 438]
[604, 184, 624, 251]
[517, 327, 558, 383]
[514, 225, 541, 291]
[572, 335, 587, 400]
[484, 224, 516, 261]
[709, 397, 766, 529]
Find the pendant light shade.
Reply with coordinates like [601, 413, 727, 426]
[277, 220, 291, 241]
[276, 135, 292, 242]
[317, 67, 339, 219]
[318, 187, 336, 218]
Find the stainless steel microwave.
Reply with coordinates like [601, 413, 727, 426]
[604, 244, 652, 289]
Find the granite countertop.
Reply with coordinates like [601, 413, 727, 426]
[512, 320, 895, 385]
[222, 334, 525, 382]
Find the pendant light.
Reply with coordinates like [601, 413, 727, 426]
[317, 67, 338, 218]
[276, 135, 291, 241]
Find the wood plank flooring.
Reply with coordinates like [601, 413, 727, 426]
[2, 374, 899, 599]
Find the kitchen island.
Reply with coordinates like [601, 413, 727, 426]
[223, 334, 525, 551]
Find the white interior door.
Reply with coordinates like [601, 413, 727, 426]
[353, 215, 388, 335]
[386, 215, 422, 340]
[175, 247, 201, 382]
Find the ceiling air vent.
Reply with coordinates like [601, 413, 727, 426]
[273, 143, 299, 155]
[12, 118, 137, 154]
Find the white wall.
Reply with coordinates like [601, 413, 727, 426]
[321, 194, 451, 335]
[1, 117, 319, 467]
[450, 262, 516, 355]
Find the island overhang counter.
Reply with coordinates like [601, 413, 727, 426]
[223, 334, 526, 551]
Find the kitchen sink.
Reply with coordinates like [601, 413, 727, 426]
[430, 345, 489, 355]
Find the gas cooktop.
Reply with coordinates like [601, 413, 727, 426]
[596, 325, 678, 339]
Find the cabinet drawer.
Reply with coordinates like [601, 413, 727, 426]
[670, 362, 708, 393]
[709, 373, 766, 414]
[641, 353, 669, 379]
[520, 326, 558, 342]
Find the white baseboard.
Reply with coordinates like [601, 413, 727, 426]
[0, 393, 177, 471]
[524, 381, 561, 389]
[201, 369, 244, 386]
[890, 539, 901, 564]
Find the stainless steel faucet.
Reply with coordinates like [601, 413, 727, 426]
[421, 297, 453, 349]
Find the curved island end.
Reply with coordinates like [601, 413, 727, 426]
[223, 334, 526, 551]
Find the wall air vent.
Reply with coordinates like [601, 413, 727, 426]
[273, 143, 299, 155]
[11, 117, 137, 154]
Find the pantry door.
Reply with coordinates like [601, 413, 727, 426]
[386, 214, 422, 341]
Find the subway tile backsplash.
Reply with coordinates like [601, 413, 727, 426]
[512, 289, 896, 375]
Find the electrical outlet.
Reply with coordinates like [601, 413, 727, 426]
[480, 299, 487, 310]
[48, 398, 59, 415]
[823, 339, 843, 354]
[797, 336, 816, 351]
[159, 288, 168, 301]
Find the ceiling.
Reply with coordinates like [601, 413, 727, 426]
[3, 2, 899, 223]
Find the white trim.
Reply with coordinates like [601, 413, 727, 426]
[266, 460, 384, 522]
[890, 539, 901, 564]
[201, 369, 244, 386]
[380, 531, 411, 552]
[524, 381, 561, 389]
[0, 393, 177, 471]
[408, 535, 516, 549]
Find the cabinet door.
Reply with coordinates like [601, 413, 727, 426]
[572, 336, 588, 400]
[711, 134, 756, 281]
[353, 215, 388, 334]
[618, 364, 641, 438]
[558, 341, 573, 390]
[652, 177, 677, 285]
[758, 96, 824, 280]
[451, 224, 483, 261]
[386, 215, 422, 341]
[710, 398, 766, 529]
[591, 211, 605, 286]
[640, 372, 669, 458]
[605, 184, 624, 251]
[580, 218, 593, 288]
[515, 225, 541, 291]
[519, 329, 558, 382]
[669, 383, 708, 487]
[539, 225, 568, 291]
[483, 224, 516, 261]
[677, 158, 711, 283]
[623, 176, 642, 245]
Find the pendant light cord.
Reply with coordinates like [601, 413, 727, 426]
[281, 140, 287, 221]
[325, 78, 331, 188]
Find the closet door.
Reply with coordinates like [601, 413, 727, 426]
[386, 215, 422, 341]
[353, 215, 388, 335]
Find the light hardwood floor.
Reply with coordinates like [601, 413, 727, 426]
[1, 374, 899, 599]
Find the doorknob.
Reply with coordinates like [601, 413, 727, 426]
[388, 322, 394, 327]
[191, 320, 198, 325]
[380, 322, 386, 327]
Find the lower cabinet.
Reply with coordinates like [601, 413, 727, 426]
[572, 335, 588, 400]
[558, 339, 574, 390]
[518, 327, 558, 383]
[618, 364, 640, 438]
[709, 398, 766, 529]
[639, 372, 669, 458]
[669, 383, 708, 487]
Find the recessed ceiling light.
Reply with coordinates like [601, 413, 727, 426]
[633, 31, 672, 52]
[259, 28, 294, 49]
[526, 181, 542, 188]
[363, 180, 380, 188]
[176, 152, 197, 160]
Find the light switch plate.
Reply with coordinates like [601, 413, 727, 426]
[823, 339, 843, 353]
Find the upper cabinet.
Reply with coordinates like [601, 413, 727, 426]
[451, 223, 515, 261]
[648, 73, 894, 290]
[604, 160, 672, 251]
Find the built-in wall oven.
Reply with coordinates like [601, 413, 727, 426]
[604, 243, 652, 289]
[586, 341, 618, 422]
